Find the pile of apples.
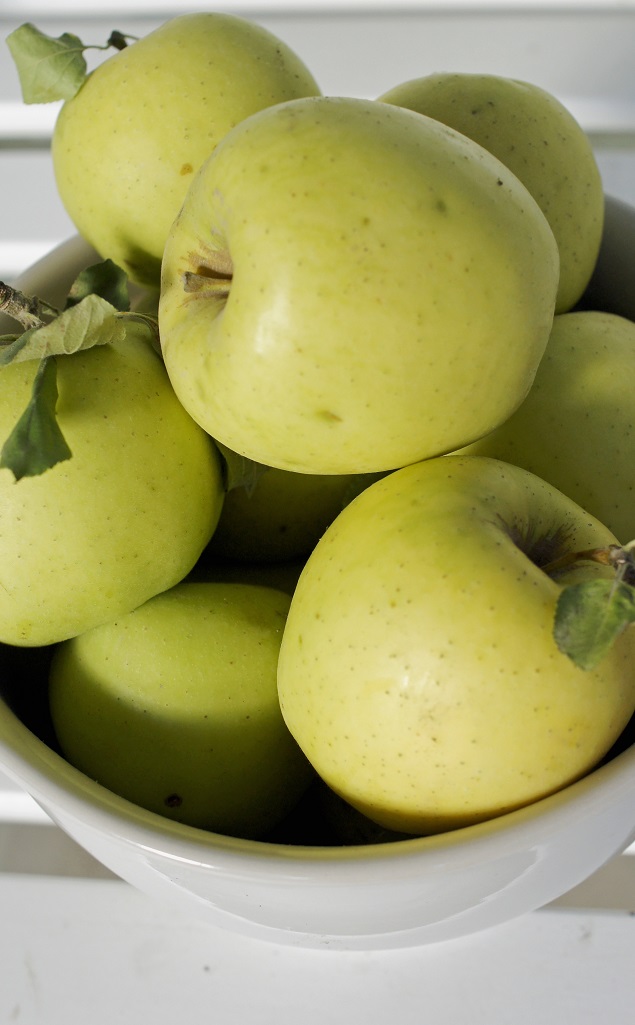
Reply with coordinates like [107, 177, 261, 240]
[3, 12, 635, 844]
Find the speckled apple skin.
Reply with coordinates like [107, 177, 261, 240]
[460, 311, 635, 545]
[159, 96, 559, 475]
[52, 13, 321, 286]
[276, 455, 635, 835]
[0, 324, 224, 646]
[379, 73, 604, 313]
[49, 581, 314, 838]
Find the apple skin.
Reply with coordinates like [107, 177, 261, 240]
[277, 455, 635, 835]
[0, 323, 224, 647]
[378, 73, 604, 313]
[51, 13, 321, 287]
[48, 581, 314, 839]
[458, 311, 635, 545]
[203, 467, 382, 563]
[159, 95, 559, 475]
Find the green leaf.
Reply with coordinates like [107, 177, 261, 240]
[0, 357, 72, 480]
[554, 578, 635, 671]
[215, 441, 270, 496]
[66, 260, 130, 312]
[0, 332, 30, 364]
[0, 294, 125, 366]
[6, 23, 88, 103]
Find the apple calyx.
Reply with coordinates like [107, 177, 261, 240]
[6, 23, 136, 105]
[549, 541, 635, 671]
[0, 260, 158, 481]
[183, 249, 234, 302]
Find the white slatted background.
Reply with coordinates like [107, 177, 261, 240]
[1, 2, 635, 282]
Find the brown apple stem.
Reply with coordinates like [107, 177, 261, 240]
[542, 544, 628, 579]
[0, 281, 58, 332]
[183, 249, 233, 300]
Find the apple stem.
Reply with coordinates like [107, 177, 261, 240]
[106, 31, 133, 51]
[542, 543, 635, 584]
[183, 273, 232, 300]
[182, 248, 233, 300]
[0, 281, 59, 332]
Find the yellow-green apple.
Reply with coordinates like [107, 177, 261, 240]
[0, 324, 224, 647]
[277, 454, 635, 835]
[379, 73, 604, 313]
[458, 311, 635, 544]
[48, 580, 314, 838]
[159, 95, 559, 475]
[204, 466, 382, 563]
[51, 13, 321, 286]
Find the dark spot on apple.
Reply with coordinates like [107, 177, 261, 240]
[180, 163, 193, 176]
[316, 410, 343, 423]
[164, 793, 183, 808]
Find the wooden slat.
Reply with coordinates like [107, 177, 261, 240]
[1, 9, 635, 120]
[1, 6, 635, 280]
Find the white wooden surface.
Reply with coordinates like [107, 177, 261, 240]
[2, 4, 635, 1020]
[2, 873, 635, 1025]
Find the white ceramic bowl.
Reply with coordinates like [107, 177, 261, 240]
[1, 196, 635, 952]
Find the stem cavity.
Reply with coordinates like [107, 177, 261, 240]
[182, 249, 233, 301]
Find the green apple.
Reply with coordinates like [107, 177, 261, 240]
[159, 95, 559, 475]
[0, 323, 224, 647]
[277, 455, 635, 835]
[379, 73, 604, 313]
[51, 13, 321, 286]
[48, 581, 314, 838]
[203, 466, 381, 563]
[457, 310, 635, 544]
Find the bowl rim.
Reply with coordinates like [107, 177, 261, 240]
[1, 691, 634, 880]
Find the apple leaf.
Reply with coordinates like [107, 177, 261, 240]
[6, 23, 88, 103]
[215, 441, 270, 496]
[554, 578, 635, 671]
[0, 357, 72, 480]
[0, 261, 147, 480]
[0, 293, 125, 366]
[66, 260, 130, 312]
